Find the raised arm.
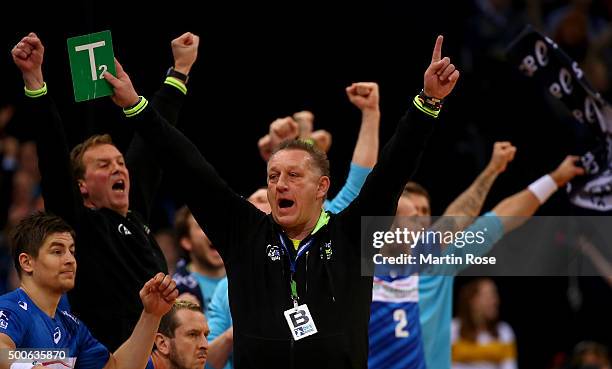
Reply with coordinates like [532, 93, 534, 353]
[103, 61, 264, 260]
[127, 32, 199, 220]
[11, 33, 83, 227]
[493, 155, 585, 233]
[104, 273, 177, 369]
[324, 82, 381, 213]
[439, 142, 516, 231]
[340, 35, 460, 236]
[345, 82, 380, 168]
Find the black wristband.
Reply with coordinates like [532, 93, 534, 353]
[166, 67, 189, 84]
[418, 89, 443, 111]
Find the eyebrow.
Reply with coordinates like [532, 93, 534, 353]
[49, 241, 75, 248]
[95, 155, 124, 162]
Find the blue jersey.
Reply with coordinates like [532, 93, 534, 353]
[0, 289, 109, 369]
[369, 275, 425, 369]
[369, 213, 505, 369]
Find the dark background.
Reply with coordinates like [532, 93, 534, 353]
[1, 1, 611, 367]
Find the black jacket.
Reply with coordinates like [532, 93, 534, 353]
[131, 100, 435, 369]
[28, 83, 184, 351]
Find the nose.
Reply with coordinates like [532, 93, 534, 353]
[65, 251, 76, 266]
[276, 173, 289, 192]
[200, 335, 209, 350]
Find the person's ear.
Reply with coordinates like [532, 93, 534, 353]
[317, 176, 330, 200]
[19, 253, 34, 274]
[180, 237, 193, 252]
[155, 333, 171, 355]
[78, 179, 88, 198]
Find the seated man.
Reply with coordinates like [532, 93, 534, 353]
[0, 212, 178, 369]
[147, 300, 210, 369]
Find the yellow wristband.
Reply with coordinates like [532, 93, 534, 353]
[123, 96, 149, 117]
[413, 95, 440, 118]
[164, 77, 187, 95]
[24, 82, 48, 98]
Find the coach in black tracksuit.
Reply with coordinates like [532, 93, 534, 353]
[114, 36, 458, 369]
[12, 32, 199, 351]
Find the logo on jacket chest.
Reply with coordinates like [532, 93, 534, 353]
[117, 223, 132, 236]
[266, 244, 282, 262]
[320, 241, 333, 260]
[53, 327, 61, 344]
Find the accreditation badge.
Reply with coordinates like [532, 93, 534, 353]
[284, 304, 318, 340]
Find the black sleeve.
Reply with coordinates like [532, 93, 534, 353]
[128, 104, 265, 261]
[28, 95, 84, 228]
[127, 82, 186, 221]
[338, 103, 436, 250]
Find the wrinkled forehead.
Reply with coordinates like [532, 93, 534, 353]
[42, 231, 75, 249]
[267, 149, 315, 172]
[83, 144, 123, 162]
[403, 193, 430, 210]
[175, 309, 208, 332]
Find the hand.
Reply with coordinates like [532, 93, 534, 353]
[258, 134, 273, 161]
[423, 35, 460, 100]
[486, 141, 516, 174]
[172, 32, 200, 75]
[550, 155, 585, 187]
[140, 273, 178, 317]
[269, 117, 299, 149]
[11, 33, 45, 90]
[345, 82, 380, 112]
[103, 59, 140, 108]
[310, 129, 332, 153]
[292, 111, 314, 139]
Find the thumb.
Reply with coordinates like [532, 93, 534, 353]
[428, 59, 446, 74]
[103, 71, 120, 88]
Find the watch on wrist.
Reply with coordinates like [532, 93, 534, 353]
[166, 67, 189, 84]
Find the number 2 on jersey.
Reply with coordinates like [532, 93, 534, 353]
[393, 309, 409, 338]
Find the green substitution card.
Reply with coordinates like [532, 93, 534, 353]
[67, 30, 116, 102]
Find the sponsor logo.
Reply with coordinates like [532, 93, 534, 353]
[118, 224, 132, 236]
[62, 310, 79, 324]
[266, 244, 282, 262]
[320, 241, 333, 260]
[53, 327, 61, 344]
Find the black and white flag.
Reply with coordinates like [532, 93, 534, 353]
[507, 25, 612, 211]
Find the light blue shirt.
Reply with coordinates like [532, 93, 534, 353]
[419, 212, 504, 369]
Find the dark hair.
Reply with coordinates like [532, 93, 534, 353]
[271, 140, 330, 178]
[402, 181, 431, 204]
[457, 278, 498, 342]
[158, 300, 203, 337]
[10, 212, 75, 276]
[70, 134, 115, 180]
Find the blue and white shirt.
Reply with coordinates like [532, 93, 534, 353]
[0, 289, 109, 369]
